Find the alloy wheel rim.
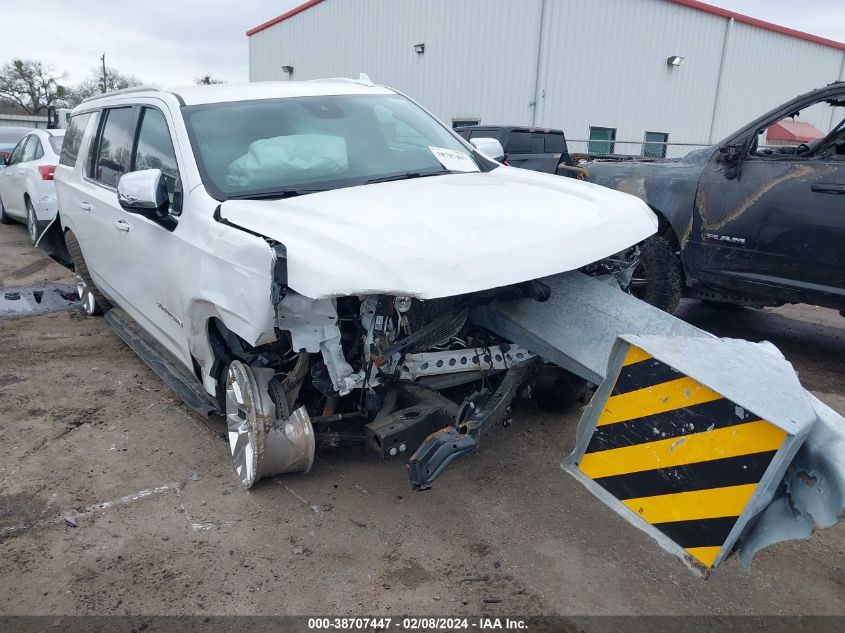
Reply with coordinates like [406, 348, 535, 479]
[75, 274, 96, 315]
[225, 362, 259, 488]
[27, 206, 37, 242]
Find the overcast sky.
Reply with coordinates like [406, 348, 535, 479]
[2, 0, 843, 88]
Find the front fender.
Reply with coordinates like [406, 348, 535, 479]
[584, 149, 715, 249]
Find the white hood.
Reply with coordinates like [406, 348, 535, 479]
[219, 167, 657, 299]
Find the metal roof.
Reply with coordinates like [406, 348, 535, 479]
[246, 0, 845, 52]
[767, 119, 825, 142]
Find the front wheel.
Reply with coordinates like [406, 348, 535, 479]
[628, 234, 682, 313]
[25, 198, 39, 245]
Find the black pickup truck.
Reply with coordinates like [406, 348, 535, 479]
[585, 82, 845, 315]
[454, 125, 582, 176]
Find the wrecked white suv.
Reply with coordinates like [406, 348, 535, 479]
[46, 79, 656, 490]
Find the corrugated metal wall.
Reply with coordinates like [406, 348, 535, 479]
[249, 0, 845, 144]
[249, 0, 544, 125]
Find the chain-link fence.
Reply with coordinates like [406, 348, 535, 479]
[566, 139, 713, 161]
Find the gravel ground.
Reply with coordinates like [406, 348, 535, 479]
[0, 222, 843, 617]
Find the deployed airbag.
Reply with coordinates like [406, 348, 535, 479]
[226, 134, 348, 187]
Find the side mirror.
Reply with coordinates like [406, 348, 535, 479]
[117, 169, 169, 219]
[1, 154, 8, 166]
[717, 144, 740, 163]
[470, 137, 506, 162]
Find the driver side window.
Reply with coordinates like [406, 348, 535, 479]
[132, 107, 181, 209]
[751, 94, 845, 160]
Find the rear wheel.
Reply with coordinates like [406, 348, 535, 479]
[628, 234, 682, 313]
[25, 198, 38, 245]
[65, 230, 111, 316]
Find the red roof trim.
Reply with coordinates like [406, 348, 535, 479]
[668, 0, 845, 51]
[246, 0, 845, 51]
[246, 0, 326, 36]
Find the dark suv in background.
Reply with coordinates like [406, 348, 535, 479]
[455, 126, 579, 176]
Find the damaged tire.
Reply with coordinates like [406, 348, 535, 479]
[65, 230, 111, 316]
[628, 235, 682, 313]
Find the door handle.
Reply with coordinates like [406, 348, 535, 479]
[79, 202, 92, 212]
[811, 183, 845, 194]
[112, 219, 131, 233]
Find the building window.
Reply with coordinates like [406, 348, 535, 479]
[452, 118, 480, 129]
[643, 131, 669, 158]
[588, 126, 616, 155]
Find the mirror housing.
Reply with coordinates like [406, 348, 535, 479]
[470, 137, 506, 162]
[117, 169, 169, 219]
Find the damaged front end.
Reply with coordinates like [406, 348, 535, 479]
[213, 240, 845, 577]
[231, 273, 555, 491]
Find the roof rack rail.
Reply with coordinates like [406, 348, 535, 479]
[305, 74, 375, 87]
[80, 85, 161, 104]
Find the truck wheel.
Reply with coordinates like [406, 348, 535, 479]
[65, 230, 111, 316]
[629, 235, 682, 313]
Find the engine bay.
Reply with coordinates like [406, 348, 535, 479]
[219, 280, 587, 489]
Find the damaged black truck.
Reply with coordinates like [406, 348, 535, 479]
[585, 82, 845, 315]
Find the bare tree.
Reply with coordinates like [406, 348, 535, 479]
[196, 75, 225, 85]
[65, 66, 143, 107]
[0, 59, 68, 114]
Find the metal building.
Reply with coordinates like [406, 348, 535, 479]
[247, 0, 845, 154]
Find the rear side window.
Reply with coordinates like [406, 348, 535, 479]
[59, 113, 92, 167]
[32, 138, 44, 161]
[93, 107, 136, 187]
[505, 131, 534, 153]
[468, 129, 493, 140]
[506, 131, 563, 154]
[133, 107, 180, 205]
[21, 136, 39, 162]
[545, 133, 566, 154]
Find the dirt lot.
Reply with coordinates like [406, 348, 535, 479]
[0, 222, 843, 617]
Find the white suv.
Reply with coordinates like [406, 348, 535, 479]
[49, 79, 656, 489]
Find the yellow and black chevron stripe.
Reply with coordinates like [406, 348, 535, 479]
[577, 345, 787, 569]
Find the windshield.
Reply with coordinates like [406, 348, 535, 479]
[183, 93, 487, 200]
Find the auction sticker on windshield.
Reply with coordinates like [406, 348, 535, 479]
[429, 146, 480, 172]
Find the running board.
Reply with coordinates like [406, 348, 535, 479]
[105, 308, 220, 417]
[471, 271, 845, 577]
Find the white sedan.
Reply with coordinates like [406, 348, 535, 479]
[0, 128, 65, 244]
